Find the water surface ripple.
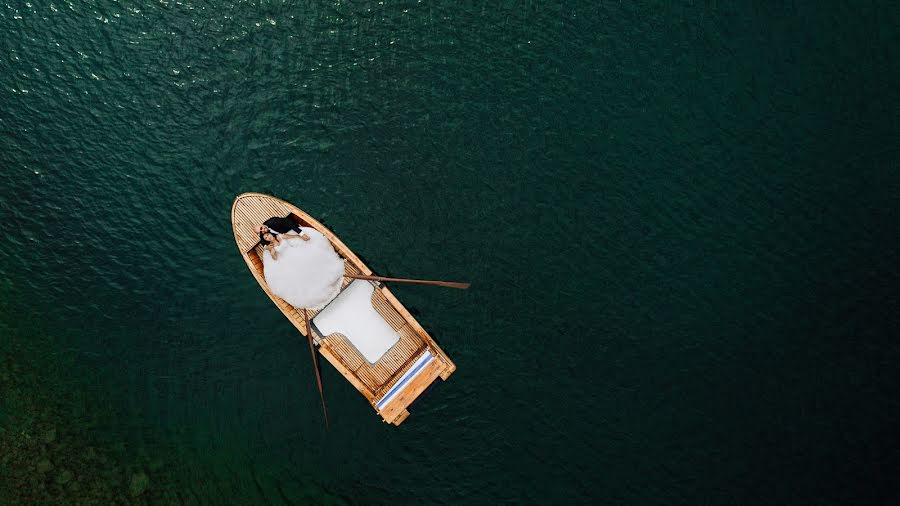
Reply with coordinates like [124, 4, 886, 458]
[1, 1, 898, 504]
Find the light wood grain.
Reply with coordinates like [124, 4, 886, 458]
[231, 193, 455, 425]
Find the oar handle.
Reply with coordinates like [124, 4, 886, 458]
[348, 274, 470, 289]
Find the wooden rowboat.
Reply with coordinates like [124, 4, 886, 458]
[231, 193, 456, 426]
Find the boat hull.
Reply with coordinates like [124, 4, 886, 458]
[231, 193, 455, 425]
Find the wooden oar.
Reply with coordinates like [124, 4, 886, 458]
[303, 309, 329, 429]
[347, 274, 470, 290]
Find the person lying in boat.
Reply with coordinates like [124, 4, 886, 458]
[255, 216, 310, 241]
[257, 226, 345, 310]
[258, 231, 307, 260]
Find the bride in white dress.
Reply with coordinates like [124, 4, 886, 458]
[260, 227, 345, 310]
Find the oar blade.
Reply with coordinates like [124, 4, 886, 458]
[304, 309, 329, 429]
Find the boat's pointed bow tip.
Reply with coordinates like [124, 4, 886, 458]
[231, 194, 244, 213]
[231, 194, 257, 218]
[232, 192, 262, 208]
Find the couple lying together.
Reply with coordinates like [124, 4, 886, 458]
[255, 216, 345, 310]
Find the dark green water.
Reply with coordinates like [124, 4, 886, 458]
[1, 1, 898, 504]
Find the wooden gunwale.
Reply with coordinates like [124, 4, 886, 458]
[231, 192, 455, 425]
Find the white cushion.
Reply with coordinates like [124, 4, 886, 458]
[313, 281, 400, 363]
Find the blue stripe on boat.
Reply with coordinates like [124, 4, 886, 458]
[376, 351, 434, 410]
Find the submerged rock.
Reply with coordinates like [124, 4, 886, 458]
[129, 471, 150, 497]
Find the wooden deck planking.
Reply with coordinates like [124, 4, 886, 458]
[318, 342, 374, 400]
[372, 343, 435, 400]
[381, 327, 421, 372]
[324, 334, 365, 371]
[392, 409, 411, 425]
[232, 193, 454, 425]
[378, 356, 445, 425]
[380, 287, 457, 380]
[372, 291, 408, 331]
[355, 366, 387, 392]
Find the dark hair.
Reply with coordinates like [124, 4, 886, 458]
[259, 231, 272, 246]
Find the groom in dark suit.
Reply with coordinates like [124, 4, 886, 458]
[256, 216, 310, 241]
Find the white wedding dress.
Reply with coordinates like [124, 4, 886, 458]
[262, 228, 345, 310]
